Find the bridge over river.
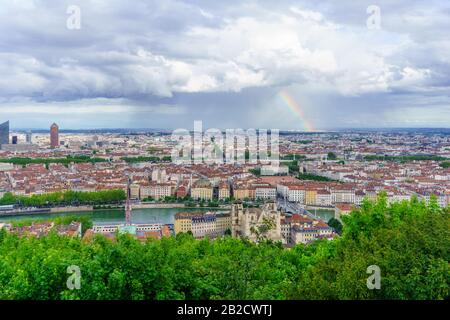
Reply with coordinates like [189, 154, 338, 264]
[277, 199, 335, 222]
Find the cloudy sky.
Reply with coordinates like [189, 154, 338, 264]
[0, 0, 449, 130]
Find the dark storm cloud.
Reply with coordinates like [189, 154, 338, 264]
[0, 0, 449, 129]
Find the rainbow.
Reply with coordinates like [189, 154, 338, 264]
[279, 90, 315, 132]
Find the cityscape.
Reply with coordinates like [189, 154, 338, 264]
[0, 0, 448, 306]
[0, 123, 448, 246]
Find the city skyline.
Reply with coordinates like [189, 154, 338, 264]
[0, 1, 449, 130]
[0, 1, 448, 304]
[4, 122, 450, 132]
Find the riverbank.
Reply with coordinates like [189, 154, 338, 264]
[51, 206, 93, 213]
[0, 205, 94, 217]
[134, 203, 185, 209]
[137, 202, 231, 209]
[0, 203, 231, 218]
[0, 207, 226, 225]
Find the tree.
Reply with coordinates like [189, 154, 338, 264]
[0, 192, 16, 205]
[0, 189, 126, 208]
[327, 152, 337, 160]
[328, 218, 343, 235]
[250, 216, 276, 242]
[0, 196, 447, 300]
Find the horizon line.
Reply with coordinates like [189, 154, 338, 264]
[8, 127, 450, 132]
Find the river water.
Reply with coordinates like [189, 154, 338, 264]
[306, 208, 335, 222]
[0, 207, 221, 225]
[0, 207, 336, 225]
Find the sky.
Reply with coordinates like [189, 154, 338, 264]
[0, 0, 449, 130]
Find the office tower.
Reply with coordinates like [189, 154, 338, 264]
[12, 136, 18, 144]
[0, 121, 9, 145]
[26, 131, 32, 144]
[50, 123, 59, 148]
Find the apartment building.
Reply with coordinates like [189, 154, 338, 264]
[233, 184, 253, 200]
[288, 186, 305, 203]
[254, 184, 277, 200]
[218, 182, 230, 200]
[216, 212, 232, 235]
[174, 213, 193, 234]
[140, 182, 173, 200]
[316, 190, 332, 206]
[331, 187, 355, 204]
[174, 211, 232, 238]
[290, 218, 334, 244]
[305, 189, 317, 205]
[151, 168, 167, 183]
[191, 179, 213, 200]
[335, 203, 354, 220]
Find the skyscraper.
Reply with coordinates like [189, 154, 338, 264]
[26, 131, 32, 144]
[50, 123, 59, 148]
[12, 136, 18, 144]
[0, 121, 9, 145]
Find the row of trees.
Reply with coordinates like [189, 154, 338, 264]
[297, 173, 338, 182]
[142, 195, 225, 207]
[0, 194, 447, 299]
[440, 161, 450, 168]
[0, 156, 108, 167]
[0, 190, 126, 208]
[364, 155, 448, 162]
[280, 154, 307, 161]
[121, 156, 171, 163]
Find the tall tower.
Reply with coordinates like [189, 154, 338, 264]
[125, 176, 132, 225]
[0, 121, 9, 145]
[50, 123, 59, 148]
[26, 131, 32, 144]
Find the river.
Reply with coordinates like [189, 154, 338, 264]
[0, 207, 222, 225]
[306, 208, 335, 222]
[0, 207, 336, 225]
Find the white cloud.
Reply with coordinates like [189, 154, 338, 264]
[0, 98, 186, 115]
[0, 2, 436, 100]
[0, 0, 448, 128]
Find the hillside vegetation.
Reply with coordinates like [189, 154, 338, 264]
[0, 194, 448, 300]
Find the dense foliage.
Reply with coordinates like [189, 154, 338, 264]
[0, 190, 126, 207]
[364, 155, 448, 162]
[285, 161, 299, 173]
[248, 168, 261, 176]
[440, 161, 450, 168]
[297, 173, 337, 182]
[0, 156, 108, 167]
[327, 152, 337, 160]
[0, 195, 448, 300]
[327, 217, 343, 235]
[281, 154, 307, 161]
[121, 156, 171, 163]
